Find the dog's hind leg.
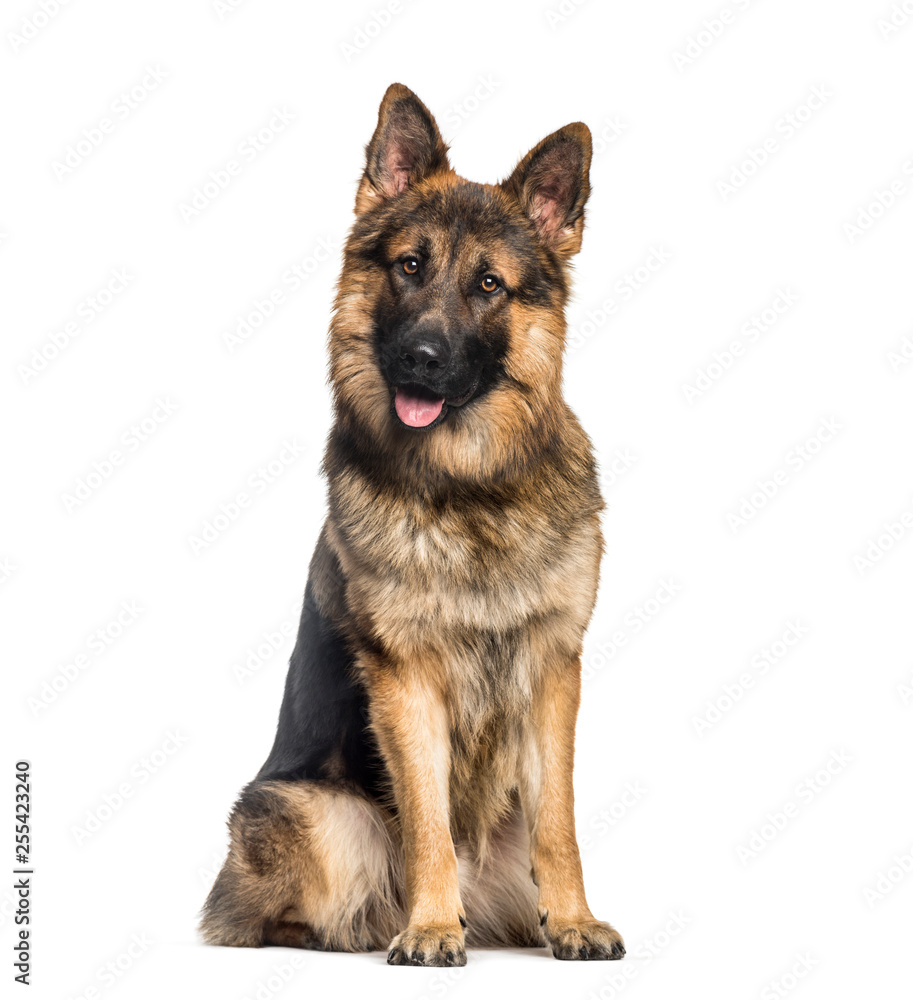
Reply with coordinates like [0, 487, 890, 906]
[200, 779, 403, 952]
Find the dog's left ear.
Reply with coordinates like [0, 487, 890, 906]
[355, 83, 450, 215]
[502, 122, 592, 256]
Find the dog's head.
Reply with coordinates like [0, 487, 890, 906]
[330, 83, 592, 480]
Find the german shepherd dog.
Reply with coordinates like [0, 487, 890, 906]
[201, 83, 624, 966]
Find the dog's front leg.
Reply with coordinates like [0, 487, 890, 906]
[368, 663, 466, 967]
[520, 656, 625, 961]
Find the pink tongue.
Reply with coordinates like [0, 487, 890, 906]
[394, 388, 445, 427]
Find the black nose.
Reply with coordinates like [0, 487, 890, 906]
[398, 333, 451, 377]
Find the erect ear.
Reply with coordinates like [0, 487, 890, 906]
[355, 83, 450, 215]
[502, 122, 592, 256]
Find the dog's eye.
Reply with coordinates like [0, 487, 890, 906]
[402, 258, 419, 275]
[480, 275, 499, 293]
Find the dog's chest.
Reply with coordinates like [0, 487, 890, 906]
[331, 471, 600, 693]
[346, 493, 571, 634]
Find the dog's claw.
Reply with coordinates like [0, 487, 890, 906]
[386, 926, 466, 967]
[546, 920, 625, 961]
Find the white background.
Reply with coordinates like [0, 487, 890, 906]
[3, 0, 913, 997]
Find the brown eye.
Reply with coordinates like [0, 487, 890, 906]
[480, 274, 499, 293]
[402, 258, 419, 275]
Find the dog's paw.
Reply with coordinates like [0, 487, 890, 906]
[544, 918, 625, 961]
[386, 925, 467, 967]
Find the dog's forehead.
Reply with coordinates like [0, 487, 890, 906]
[387, 181, 541, 275]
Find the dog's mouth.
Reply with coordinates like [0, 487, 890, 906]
[392, 383, 477, 429]
[394, 385, 445, 428]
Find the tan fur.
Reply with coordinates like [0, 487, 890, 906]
[201, 83, 624, 965]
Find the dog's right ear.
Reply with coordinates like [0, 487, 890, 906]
[355, 83, 450, 215]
